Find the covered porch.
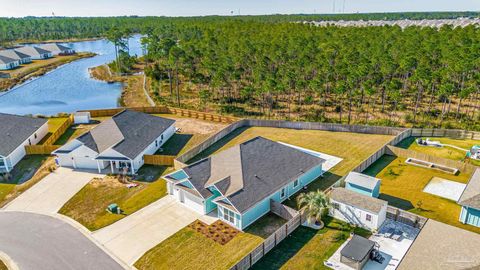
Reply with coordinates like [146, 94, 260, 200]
[95, 156, 135, 175]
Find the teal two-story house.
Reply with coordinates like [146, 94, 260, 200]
[163, 137, 325, 230]
[458, 169, 480, 228]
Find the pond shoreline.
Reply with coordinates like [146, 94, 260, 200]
[0, 52, 96, 92]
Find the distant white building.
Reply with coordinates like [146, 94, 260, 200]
[0, 55, 19, 70]
[38, 44, 75, 56]
[329, 187, 388, 231]
[14, 46, 52, 60]
[0, 49, 32, 64]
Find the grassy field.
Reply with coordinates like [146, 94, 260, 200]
[190, 126, 393, 194]
[397, 136, 480, 166]
[363, 155, 480, 234]
[134, 213, 285, 270]
[0, 156, 53, 207]
[251, 217, 371, 270]
[59, 165, 172, 231]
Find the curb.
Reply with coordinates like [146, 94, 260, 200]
[0, 251, 19, 270]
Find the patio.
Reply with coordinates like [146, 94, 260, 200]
[325, 219, 420, 270]
[422, 177, 466, 201]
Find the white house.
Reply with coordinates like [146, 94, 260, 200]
[0, 55, 20, 70]
[53, 110, 175, 174]
[38, 44, 75, 56]
[0, 49, 32, 64]
[14, 46, 52, 60]
[0, 113, 48, 173]
[329, 187, 388, 231]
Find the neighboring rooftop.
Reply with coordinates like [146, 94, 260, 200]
[0, 49, 30, 61]
[38, 43, 73, 53]
[398, 219, 480, 270]
[345, 171, 380, 190]
[458, 168, 480, 209]
[14, 46, 50, 57]
[0, 113, 47, 157]
[0, 54, 17, 65]
[330, 187, 387, 213]
[340, 235, 375, 262]
[76, 110, 175, 159]
[182, 137, 326, 213]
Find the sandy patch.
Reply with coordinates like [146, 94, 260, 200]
[174, 118, 226, 135]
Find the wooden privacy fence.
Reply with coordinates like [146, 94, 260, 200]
[42, 114, 74, 146]
[143, 155, 176, 166]
[411, 128, 480, 140]
[230, 212, 302, 270]
[25, 145, 60, 155]
[386, 206, 428, 229]
[80, 106, 238, 124]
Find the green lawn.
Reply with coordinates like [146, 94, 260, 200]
[59, 166, 173, 231]
[363, 155, 480, 234]
[397, 136, 480, 166]
[135, 213, 285, 270]
[251, 217, 371, 270]
[0, 155, 53, 207]
[189, 126, 393, 198]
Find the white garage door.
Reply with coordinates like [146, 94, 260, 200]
[183, 192, 204, 214]
[73, 156, 98, 170]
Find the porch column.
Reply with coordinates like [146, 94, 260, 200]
[96, 160, 101, 173]
[110, 160, 114, 174]
[130, 160, 134, 175]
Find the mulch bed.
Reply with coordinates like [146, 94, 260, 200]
[189, 220, 240, 245]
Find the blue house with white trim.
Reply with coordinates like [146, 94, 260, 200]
[163, 137, 325, 230]
[344, 171, 381, 198]
[458, 169, 480, 228]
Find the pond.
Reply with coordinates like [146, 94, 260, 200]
[0, 35, 144, 116]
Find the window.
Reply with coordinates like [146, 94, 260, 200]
[280, 187, 286, 199]
[332, 202, 340, 210]
[293, 179, 299, 188]
[0, 159, 5, 167]
[155, 140, 158, 147]
[223, 208, 236, 224]
[366, 214, 372, 222]
[161, 134, 164, 140]
[34, 133, 37, 139]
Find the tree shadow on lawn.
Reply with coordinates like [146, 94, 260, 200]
[187, 127, 247, 163]
[134, 165, 171, 183]
[157, 133, 193, 156]
[362, 155, 397, 177]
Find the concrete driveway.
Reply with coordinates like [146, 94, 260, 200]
[93, 195, 201, 265]
[4, 167, 102, 214]
[0, 211, 125, 270]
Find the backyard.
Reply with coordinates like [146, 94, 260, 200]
[251, 217, 371, 270]
[59, 165, 172, 231]
[363, 155, 480, 234]
[397, 136, 480, 166]
[189, 126, 394, 193]
[134, 213, 286, 270]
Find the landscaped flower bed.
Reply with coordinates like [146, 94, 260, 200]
[189, 220, 239, 245]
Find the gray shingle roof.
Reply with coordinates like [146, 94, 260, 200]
[0, 113, 47, 157]
[0, 55, 17, 65]
[38, 44, 73, 53]
[183, 137, 325, 213]
[340, 235, 375, 262]
[458, 169, 480, 209]
[330, 188, 387, 214]
[0, 50, 30, 61]
[77, 110, 175, 159]
[14, 46, 50, 57]
[398, 220, 480, 270]
[345, 172, 380, 190]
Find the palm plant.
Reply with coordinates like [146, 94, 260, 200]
[297, 190, 330, 227]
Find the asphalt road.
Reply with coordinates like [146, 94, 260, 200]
[0, 211, 125, 270]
